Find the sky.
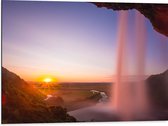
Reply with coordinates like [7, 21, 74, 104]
[2, 1, 168, 82]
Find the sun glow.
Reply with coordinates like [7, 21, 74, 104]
[43, 78, 52, 83]
[36, 75, 58, 83]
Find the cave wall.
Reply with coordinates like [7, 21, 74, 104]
[93, 3, 168, 37]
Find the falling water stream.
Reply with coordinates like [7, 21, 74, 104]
[112, 10, 149, 120]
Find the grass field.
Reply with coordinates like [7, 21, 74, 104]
[33, 82, 112, 111]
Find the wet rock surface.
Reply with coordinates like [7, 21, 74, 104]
[146, 70, 168, 110]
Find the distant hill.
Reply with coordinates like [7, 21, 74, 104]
[2, 67, 76, 123]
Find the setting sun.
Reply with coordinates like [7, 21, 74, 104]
[43, 78, 52, 83]
[37, 75, 59, 83]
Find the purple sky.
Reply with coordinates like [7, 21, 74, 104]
[2, 1, 168, 82]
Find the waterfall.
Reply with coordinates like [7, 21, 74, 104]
[111, 10, 149, 120]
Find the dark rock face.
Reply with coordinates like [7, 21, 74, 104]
[2, 67, 76, 123]
[146, 70, 168, 110]
[2, 67, 46, 108]
[46, 96, 64, 107]
[93, 3, 168, 37]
